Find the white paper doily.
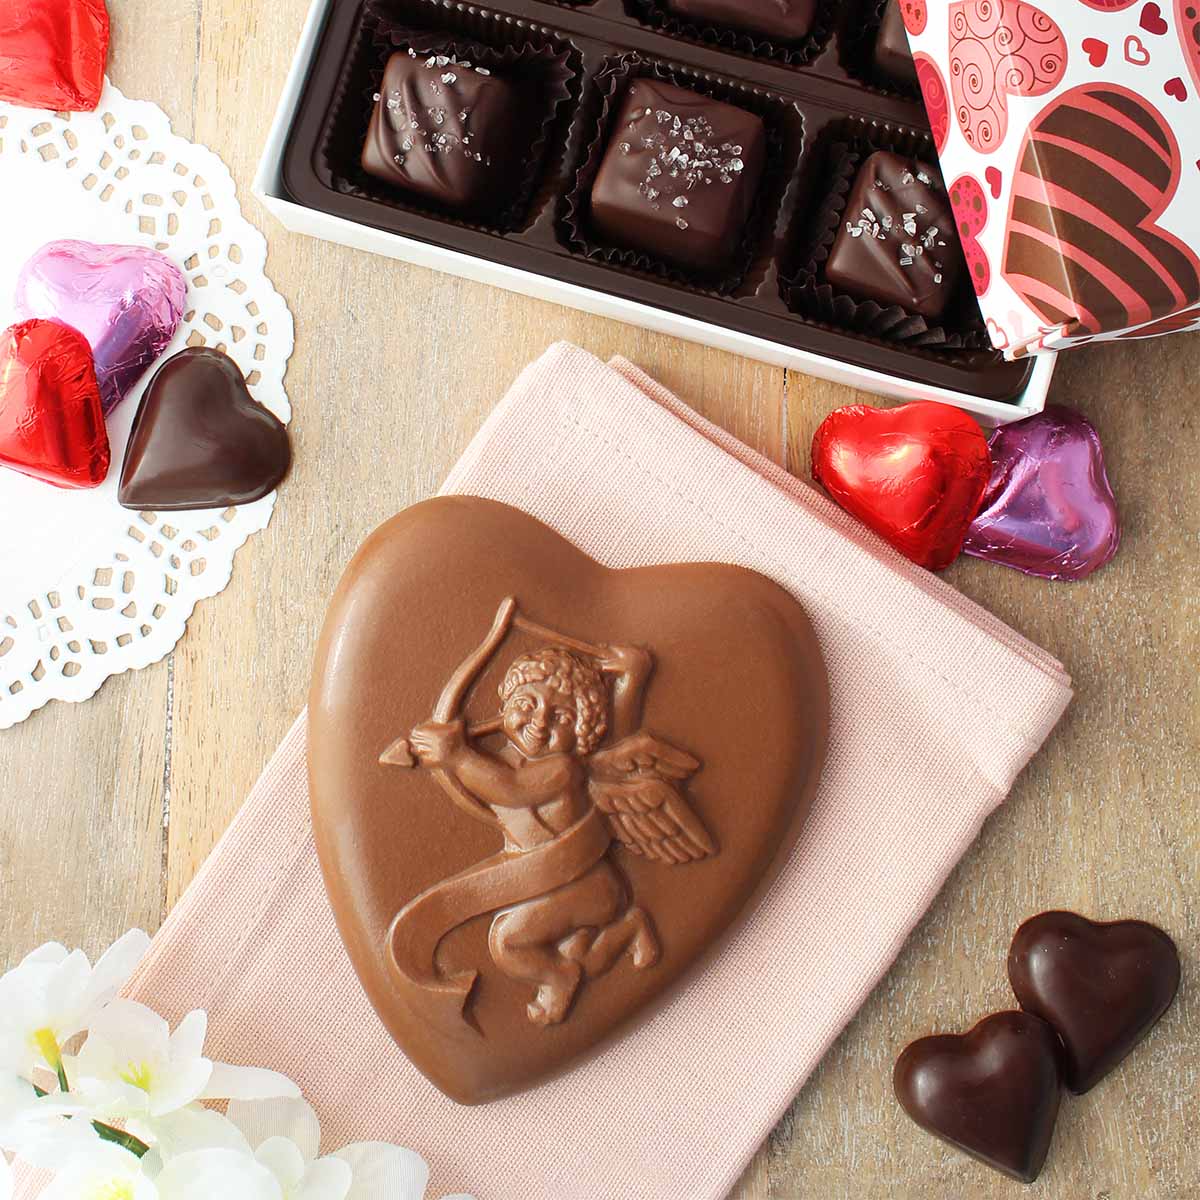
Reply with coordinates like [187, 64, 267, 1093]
[0, 81, 295, 730]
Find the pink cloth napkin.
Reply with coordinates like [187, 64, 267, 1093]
[123, 343, 1072, 1200]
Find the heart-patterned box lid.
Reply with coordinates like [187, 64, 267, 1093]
[903, 0, 1200, 357]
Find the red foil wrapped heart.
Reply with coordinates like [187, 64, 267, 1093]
[0, 0, 110, 112]
[811, 401, 991, 571]
[0, 319, 110, 488]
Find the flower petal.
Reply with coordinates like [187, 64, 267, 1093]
[16, 944, 67, 970]
[295, 1155, 353, 1200]
[226, 1097, 321, 1161]
[256, 1136, 308, 1189]
[168, 1011, 208, 1065]
[335, 1142, 430, 1200]
[153, 1148, 282, 1200]
[34, 1141, 155, 1200]
[136, 1106, 251, 1160]
[201, 1063, 300, 1102]
[81, 930, 151, 1014]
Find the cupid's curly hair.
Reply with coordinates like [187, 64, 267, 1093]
[499, 647, 608, 755]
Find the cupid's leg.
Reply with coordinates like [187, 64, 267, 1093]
[564, 903, 660, 978]
[489, 865, 624, 1026]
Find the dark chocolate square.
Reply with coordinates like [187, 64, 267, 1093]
[361, 50, 519, 215]
[588, 79, 766, 276]
[825, 150, 962, 321]
[873, 0, 918, 89]
[662, 0, 816, 41]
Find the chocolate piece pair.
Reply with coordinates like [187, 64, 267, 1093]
[662, 0, 816, 42]
[589, 78, 766, 276]
[362, 50, 519, 215]
[825, 149, 962, 321]
[872, 0, 917, 89]
[894, 912, 1181, 1184]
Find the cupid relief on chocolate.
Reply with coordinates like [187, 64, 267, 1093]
[309, 497, 828, 1103]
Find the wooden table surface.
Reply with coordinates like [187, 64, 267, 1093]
[2, 3, 1197, 1197]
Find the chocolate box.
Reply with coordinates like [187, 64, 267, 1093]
[255, 0, 1056, 421]
[905, 0, 1200, 357]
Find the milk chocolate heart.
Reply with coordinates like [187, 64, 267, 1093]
[118, 348, 290, 511]
[811, 401, 991, 571]
[309, 497, 829, 1104]
[894, 1010, 1063, 1182]
[1008, 911, 1180, 1093]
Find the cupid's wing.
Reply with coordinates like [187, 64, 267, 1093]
[588, 732, 717, 865]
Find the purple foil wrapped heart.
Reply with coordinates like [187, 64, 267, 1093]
[963, 405, 1120, 581]
[14, 240, 187, 416]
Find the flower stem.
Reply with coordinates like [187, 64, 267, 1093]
[30, 1083, 151, 1157]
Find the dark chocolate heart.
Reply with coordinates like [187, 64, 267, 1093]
[309, 496, 829, 1104]
[893, 1011, 1063, 1183]
[1008, 910, 1180, 1094]
[118, 347, 290, 511]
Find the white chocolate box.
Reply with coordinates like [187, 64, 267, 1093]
[256, 0, 1056, 422]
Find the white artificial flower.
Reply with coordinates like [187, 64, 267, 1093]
[67, 999, 299, 1123]
[0, 931, 150, 1078]
[153, 1148, 282, 1200]
[0, 1150, 12, 1200]
[35, 1141, 157, 1200]
[0, 1073, 94, 1168]
[225, 1099, 475, 1200]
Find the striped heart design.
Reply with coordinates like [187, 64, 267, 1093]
[1002, 84, 1200, 334]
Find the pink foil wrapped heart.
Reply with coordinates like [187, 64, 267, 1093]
[962, 405, 1120, 581]
[14, 240, 187, 415]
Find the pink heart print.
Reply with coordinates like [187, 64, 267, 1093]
[949, 0, 1069, 154]
[1140, 2, 1169, 33]
[1081, 37, 1109, 67]
[1076, 0, 1136, 8]
[1124, 33, 1152, 64]
[949, 174, 992, 295]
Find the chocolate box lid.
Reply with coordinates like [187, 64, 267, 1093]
[902, 0, 1200, 357]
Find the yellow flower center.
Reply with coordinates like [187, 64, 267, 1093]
[30, 1027, 62, 1070]
[119, 1061, 154, 1093]
[91, 1181, 135, 1200]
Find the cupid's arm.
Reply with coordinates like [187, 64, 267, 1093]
[409, 721, 570, 808]
[599, 645, 653, 741]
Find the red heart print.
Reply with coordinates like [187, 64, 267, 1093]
[0, 0, 110, 111]
[0, 319, 109, 489]
[949, 174, 992, 295]
[914, 54, 950, 153]
[949, 1, 1068, 153]
[810, 401, 991, 572]
[900, 0, 928, 33]
[1178, 0, 1200, 95]
[1082, 36, 1109, 66]
[1140, 1, 1169, 33]
[1164, 74, 1188, 98]
[984, 165, 1003, 198]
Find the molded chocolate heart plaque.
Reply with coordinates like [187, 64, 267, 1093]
[309, 497, 829, 1104]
